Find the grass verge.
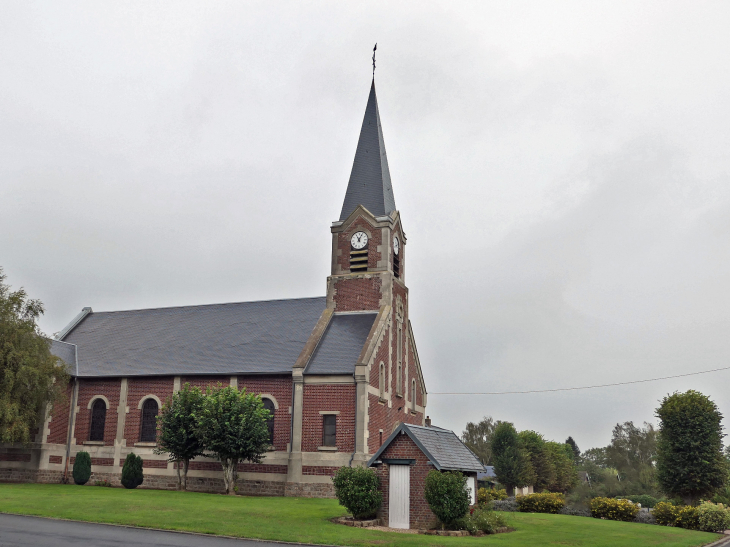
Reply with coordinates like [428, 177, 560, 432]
[0, 484, 721, 547]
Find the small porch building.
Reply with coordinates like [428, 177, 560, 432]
[367, 423, 483, 529]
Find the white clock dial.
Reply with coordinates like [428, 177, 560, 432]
[350, 231, 369, 250]
[393, 236, 400, 255]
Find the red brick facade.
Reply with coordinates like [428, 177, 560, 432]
[237, 375, 292, 452]
[125, 377, 174, 444]
[332, 277, 382, 311]
[75, 379, 121, 445]
[301, 384, 356, 452]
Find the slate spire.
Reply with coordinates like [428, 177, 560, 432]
[339, 81, 397, 221]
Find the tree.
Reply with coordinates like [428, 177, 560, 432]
[518, 430, 555, 492]
[656, 390, 727, 505]
[492, 421, 533, 494]
[424, 470, 470, 529]
[546, 442, 578, 493]
[72, 451, 91, 485]
[197, 385, 271, 495]
[0, 268, 69, 443]
[121, 453, 144, 489]
[565, 436, 580, 461]
[604, 421, 657, 483]
[155, 383, 206, 490]
[462, 416, 497, 465]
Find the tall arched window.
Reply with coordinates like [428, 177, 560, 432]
[411, 379, 417, 412]
[140, 398, 159, 442]
[262, 398, 275, 445]
[89, 399, 107, 442]
[379, 363, 385, 398]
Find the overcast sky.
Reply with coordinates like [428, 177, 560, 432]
[2, 1, 729, 450]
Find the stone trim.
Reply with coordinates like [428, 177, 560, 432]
[86, 395, 110, 409]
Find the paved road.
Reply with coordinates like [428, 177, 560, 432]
[0, 514, 297, 547]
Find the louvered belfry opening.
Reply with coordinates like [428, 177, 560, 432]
[393, 251, 400, 278]
[263, 398, 275, 444]
[140, 398, 159, 442]
[350, 245, 369, 272]
[89, 399, 107, 442]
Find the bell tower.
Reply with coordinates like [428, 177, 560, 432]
[327, 81, 407, 314]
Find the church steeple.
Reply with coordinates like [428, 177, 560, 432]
[339, 81, 397, 221]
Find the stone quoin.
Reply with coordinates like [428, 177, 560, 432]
[0, 79, 430, 497]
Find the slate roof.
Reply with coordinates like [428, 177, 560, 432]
[305, 312, 377, 375]
[368, 423, 484, 473]
[50, 340, 77, 375]
[339, 81, 397, 221]
[57, 297, 327, 377]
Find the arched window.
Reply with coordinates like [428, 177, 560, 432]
[379, 363, 385, 398]
[262, 398, 275, 445]
[89, 399, 107, 442]
[140, 398, 159, 442]
[411, 379, 417, 411]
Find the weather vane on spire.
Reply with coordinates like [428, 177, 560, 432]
[372, 43, 377, 78]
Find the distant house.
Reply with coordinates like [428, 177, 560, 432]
[368, 423, 483, 529]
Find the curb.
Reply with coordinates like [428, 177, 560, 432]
[0, 512, 336, 546]
[703, 534, 730, 547]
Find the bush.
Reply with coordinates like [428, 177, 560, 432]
[676, 505, 700, 530]
[477, 487, 508, 504]
[93, 480, 112, 487]
[492, 498, 518, 512]
[698, 501, 730, 532]
[633, 510, 657, 525]
[653, 502, 678, 526]
[560, 505, 591, 517]
[72, 451, 91, 485]
[424, 470, 470, 528]
[589, 497, 639, 522]
[121, 453, 144, 489]
[455, 507, 507, 534]
[517, 492, 565, 514]
[331, 466, 382, 519]
[622, 495, 659, 508]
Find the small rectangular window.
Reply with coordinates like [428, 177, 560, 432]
[322, 415, 337, 447]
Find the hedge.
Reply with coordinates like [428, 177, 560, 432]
[589, 497, 639, 522]
[516, 492, 565, 514]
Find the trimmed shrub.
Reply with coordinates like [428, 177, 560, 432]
[634, 510, 657, 525]
[331, 466, 382, 519]
[517, 492, 565, 514]
[698, 501, 730, 532]
[121, 453, 144, 489]
[622, 495, 659, 508]
[653, 502, 678, 526]
[477, 487, 508, 505]
[560, 505, 591, 517]
[492, 498, 518, 512]
[456, 507, 508, 534]
[424, 470, 471, 528]
[590, 497, 639, 522]
[72, 451, 91, 485]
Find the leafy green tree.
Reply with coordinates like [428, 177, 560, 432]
[0, 268, 69, 443]
[565, 436, 580, 461]
[492, 422, 534, 494]
[424, 470, 470, 529]
[519, 430, 555, 492]
[332, 466, 382, 519]
[155, 383, 206, 490]
[462, 416, 498, 465]
[121, 452, 144, 489]
[546, 442, 578, 493]
[605, 421, 657, 483]
[197, 385, 271, 495]
[656, 390, 727, 505]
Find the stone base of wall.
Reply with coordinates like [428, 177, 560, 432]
[285, 481, 335, 498]
[0, 467, 63, 484]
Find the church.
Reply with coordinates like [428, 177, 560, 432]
[0, 79, 428, 497]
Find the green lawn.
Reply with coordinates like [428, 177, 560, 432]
[0, 484, 721, 547]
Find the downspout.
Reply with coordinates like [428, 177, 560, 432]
[349, 370, 357, 467]
[62, 377, 78, 483]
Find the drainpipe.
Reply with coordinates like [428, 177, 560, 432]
[62, 377, 78, 483]
[349, 370, 357, 467]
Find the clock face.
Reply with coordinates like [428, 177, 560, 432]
[393, 236, 400, 255]
[350, 231, 369, 250]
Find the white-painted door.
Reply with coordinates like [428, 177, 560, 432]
[389, 465, 410, 529]
[468, 476, 477, 505]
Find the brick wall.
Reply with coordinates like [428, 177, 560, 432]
[180, 376, 230, 390]
[301, 385, 356, 452]
[47, 382, 73, 444]
[124, 376, 175, 444]
[372, 433, 437, 529]
[75, 379, 122, 445]
[238, 375, 292, 451]
[333, 277, 382, 312]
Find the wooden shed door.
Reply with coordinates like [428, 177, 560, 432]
[389, 465, 410, 529]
